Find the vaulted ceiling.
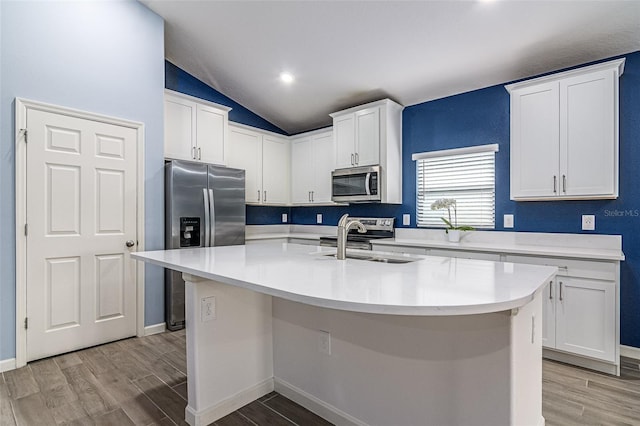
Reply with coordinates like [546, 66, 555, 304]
[142, 0, 640, 134]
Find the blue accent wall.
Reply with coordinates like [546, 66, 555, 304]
[165, 61, 288, 135]
[0, 0, 165, 361]
[290, 51, 640, 348]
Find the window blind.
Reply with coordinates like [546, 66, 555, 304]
[416, 146, 496, 229]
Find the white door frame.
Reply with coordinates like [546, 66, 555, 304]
[15, 98, 146, 368]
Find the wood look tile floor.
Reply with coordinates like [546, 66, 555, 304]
[2, 330, 640, 425]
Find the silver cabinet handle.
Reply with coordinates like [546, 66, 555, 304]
[198, 147, 202, 160]
[553, 175, 557, 193]
[549, 281, 553, 300]
[311, 191, 314, 202]
[559, 281, 563, 301]
[125, 240, 135, 248]
[264, 191, 267, 202]
[308, 191, 312, 202]
[562, 175, 566, 193]
[192, 146, 197, 160]
[355, 153, 359, 165]
[257, 190, 261, 202]
[351, 153, 354, 166]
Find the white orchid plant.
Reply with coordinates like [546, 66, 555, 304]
[430, 198, 474, 233]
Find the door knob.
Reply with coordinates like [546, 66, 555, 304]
[126, 240, 135, 248]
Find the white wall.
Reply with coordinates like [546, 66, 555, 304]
[0, 0, 165, 361]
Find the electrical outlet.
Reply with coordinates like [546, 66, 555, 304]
[282, 213, 288, 223]
[318, 331, 331, 355]
[582, 215, 595, 231]
[316, 214, 323, 224]
[503, 214, 514, 228]
[201, 296, 216, 322]
[403, 214, 411, 226]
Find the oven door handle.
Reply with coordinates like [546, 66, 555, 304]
[365, 172, 371, 195]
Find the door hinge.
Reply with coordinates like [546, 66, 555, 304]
[24, 317, 28, 330]
[24, 223, 28, 236]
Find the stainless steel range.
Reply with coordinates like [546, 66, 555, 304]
[319, 217, 395, 250]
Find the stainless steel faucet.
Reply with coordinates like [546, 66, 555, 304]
[337, 214, 366, 260]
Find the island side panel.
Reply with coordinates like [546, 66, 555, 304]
[510, 293, 543, 425]
[183, 275, 274, 426]
[272, 299, 517, 426]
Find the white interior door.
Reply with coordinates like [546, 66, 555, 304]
[25, 108, 138, 362]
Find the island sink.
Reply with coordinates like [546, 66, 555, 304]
[321, 252, 419, 264]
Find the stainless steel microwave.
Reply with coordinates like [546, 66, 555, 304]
[331, 165, 381, 203]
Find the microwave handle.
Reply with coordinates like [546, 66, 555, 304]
[365, 172, 371, 195]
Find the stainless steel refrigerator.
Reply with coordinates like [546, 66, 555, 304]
[165, 160, 245, 330]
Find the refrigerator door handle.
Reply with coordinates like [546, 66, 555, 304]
[208, 188, 215, 246]
[203, 188, 210, 247]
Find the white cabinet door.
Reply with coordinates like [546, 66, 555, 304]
[560, 69, 616, 197]
[354, 107, 380, 166]
[510, 82, 560, 199]
[508, 59, 622, 201]
[228, 126, 263, 203]
[165, 95, 196, 161]
[196, 103, 227, 165]
[291, 137, 313, 203]
[312, 131, 334, 203]
[262, 135, 290, 205]
[555, 277, 616, 362]
[541, 279, 557, 349]
[334, 114, 355, 169]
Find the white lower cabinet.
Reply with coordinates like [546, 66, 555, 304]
[372, 243, 620, 374]
[505, 254, 618, 371]
[554, 276, 616, 362]
[540, 275, 616, 362]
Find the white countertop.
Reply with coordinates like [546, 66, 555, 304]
[373, 237, 625, 261]
[132, 243, 556, 316]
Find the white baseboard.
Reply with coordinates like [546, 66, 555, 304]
[144, 323, 166, 336]
[0, 358, 17, 373]
[185, 378, 274, 426]
[621, 345, 640, 361]
[274, 377, 368, 426]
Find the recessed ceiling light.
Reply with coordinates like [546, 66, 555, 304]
[280, 72, 294, 84]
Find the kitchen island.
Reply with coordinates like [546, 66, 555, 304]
[133, 243, 556, 426]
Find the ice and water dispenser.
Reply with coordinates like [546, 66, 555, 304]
[180, 217, 200, 247]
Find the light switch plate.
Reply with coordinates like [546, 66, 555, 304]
[503, 214, 514, 228]
[582, 215, 595, 231]
[403, 214, 411, 226]
[316, 214, 323, 224]
[282, 213, 288, 223]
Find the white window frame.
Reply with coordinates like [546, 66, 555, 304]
[413, 144, 498, 229]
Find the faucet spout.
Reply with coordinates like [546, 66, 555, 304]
[336, 214, 366, 260]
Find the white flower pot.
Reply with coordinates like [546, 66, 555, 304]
[447, 230, 460, 243]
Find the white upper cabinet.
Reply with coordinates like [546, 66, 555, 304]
[291, 129, 334, 204]
[227, 124, 290, 205]
[262, 134, 290, 205]
[164, 90, 231, 165]
[330, 99, 404, 204]
[507, 59, 624, 201]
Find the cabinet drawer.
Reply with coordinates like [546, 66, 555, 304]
[505, 255, 616, 281]
[371, 245, 428, 255]
[430, 249, 501, 261]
